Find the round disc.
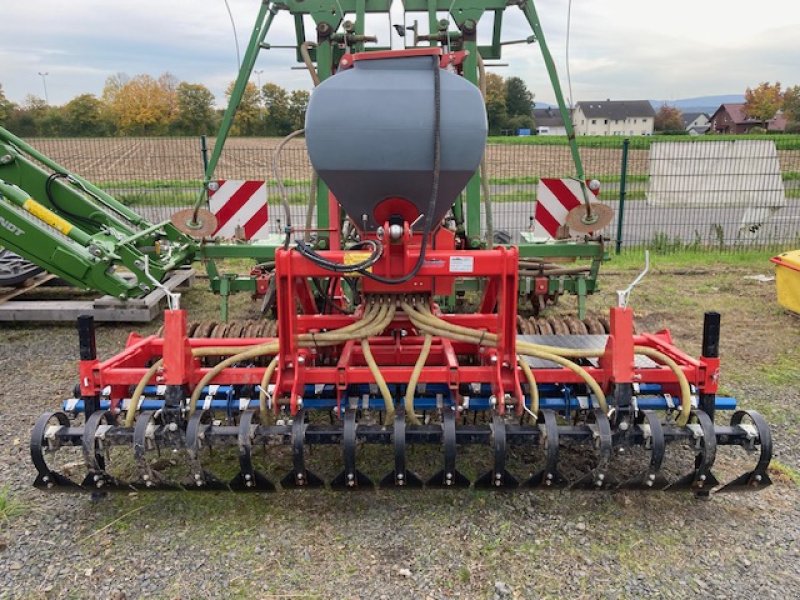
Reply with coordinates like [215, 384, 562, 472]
[170, 208, 218, 239]
[0, 247, 43, 287]
[565, 203, 614, 234]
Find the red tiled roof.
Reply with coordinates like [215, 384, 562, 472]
[714, 103, 786, 130]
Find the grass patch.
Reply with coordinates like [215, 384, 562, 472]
[769, 460, 800, 486]
[758, 352, 800, 387]
[0, 485, 25, 522]
[610, 248, 780, 270]
[487, 133, 800, 150]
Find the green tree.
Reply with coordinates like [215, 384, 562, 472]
[174, 82, 215, 135]
[287, 89, 310, 131]
[62, 94, 108, 136]
[744, 81, 783, 130]
[262, 82, 291, 136]
[654, 104, 684, 132]
[38, 106, 67, 136]
[484, 73, 508, 135]
[783, 85, 800, 123]
[505, 76, 534, 118]
[226, 81, 262, 136]
[0, 84, 14, 124]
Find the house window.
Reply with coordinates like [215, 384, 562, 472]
[591, 119, 597, 124]
[634, 119, 637, 124]
[604, 119, 608, 124]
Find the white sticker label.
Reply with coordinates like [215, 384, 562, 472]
[449, 256, 474, 273]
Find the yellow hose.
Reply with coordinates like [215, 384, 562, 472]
[188, 342, 280, 416]
[517, 340, 601, 359]
[405, 334, 432, 425]
[299, 300, 386, 346]
[518, 355, 539, 416]
[298, 299, 379, 345]
[362, 339, 395, 422]
[125, 359, 163, 427]
[300, 42, 321, 86]
[403, 299, 608, 413]
[411, 301, 499, 345]
[403, 305, 490, 346]
[124, 345, 268, 427]
[258, 356, 280, 416]
[521, 347, 608, 413]
[634, 346, 692, 426]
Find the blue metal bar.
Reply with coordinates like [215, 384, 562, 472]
[63, 393, 737, 414]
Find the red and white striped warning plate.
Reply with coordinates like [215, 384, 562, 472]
[208, 180, 269, 240]
[533, 178, 599, 238]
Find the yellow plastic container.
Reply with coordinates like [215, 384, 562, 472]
[771, 250, 800, 314]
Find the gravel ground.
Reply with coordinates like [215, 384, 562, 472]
[1, 262, 799, 599]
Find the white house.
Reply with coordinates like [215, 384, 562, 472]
[572, 100, 655, 136]
[532, 107, 567, 136]
[682, 112, 710, 135]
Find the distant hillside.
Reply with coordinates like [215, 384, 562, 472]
[649, 95, 745, 114]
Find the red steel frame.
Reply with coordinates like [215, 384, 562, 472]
[272, 224, 523, 415]
[75, 256, 720, 420]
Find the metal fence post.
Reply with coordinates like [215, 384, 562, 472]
[200, 135, 209, 174]
[615, 138, 630, 254]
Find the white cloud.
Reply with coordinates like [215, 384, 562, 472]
[1, 0, 799, 106]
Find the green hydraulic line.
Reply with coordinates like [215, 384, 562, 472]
[520, 0, 595, 222]
[0, 126, 149, 228]
[0, 180, 92, 246]
[192, 1, 278, 221]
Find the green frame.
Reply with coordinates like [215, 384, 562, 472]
[0, 127, 195, 299]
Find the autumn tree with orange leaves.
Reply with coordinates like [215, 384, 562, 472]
[744, 82, 783, 130]
[102, 73, 179, 135]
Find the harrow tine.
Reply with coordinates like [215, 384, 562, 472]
[30, 411, 82, 490]
[185, 410, 230, 491]
[716, 410, 772, 493]
[132, 411, 183, 490]
[617, 411, 668, 490]
[526, 409, 567, 488]
[664, 410, 720, 497]
[427, 408, 470, 488]
[331, 409, 374, 490]
[570, 409, 614, 490]
[230, 410, 276, 492]
[475, 415, 519, 489]
[81, 411, 128, 491]
[379, 411, 423, 488]
[281, 410, 324, 489]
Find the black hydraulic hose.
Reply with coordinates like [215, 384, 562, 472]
[295, 55, 442, 285]
[45, 173, 97, 228]
[358, 54, 441, 285]
[294, 239, 383, 273]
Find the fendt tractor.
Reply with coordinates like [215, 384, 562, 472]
[15, 0, 770, 495]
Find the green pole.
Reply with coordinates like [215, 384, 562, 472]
[462, 38, 483, 247]
[194, 1, 278, 214]
[615, 138, 630, 254]
[200, 135, 209, 173]
[313, 38, 334, 248]
[519, 2, 588, 187]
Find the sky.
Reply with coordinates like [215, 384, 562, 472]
[1, 0, 799, 107]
